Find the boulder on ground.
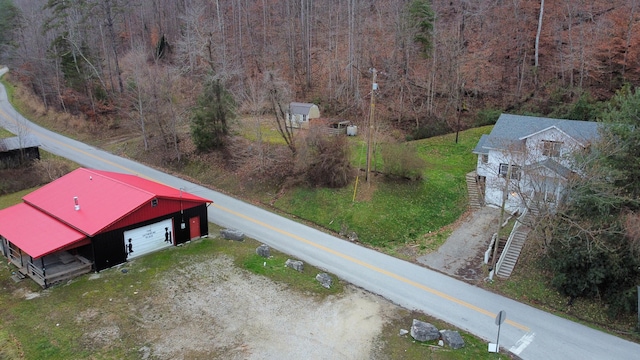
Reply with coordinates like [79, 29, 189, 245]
[285, 259, 304, 272]
[410, 319, 440, 342]
[256, 244, 270, 258]
[316, 273, 333, 289]
[440, 330, 465, 349]
[220, 228, 245, 241]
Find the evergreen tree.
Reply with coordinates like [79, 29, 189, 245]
[408, 0, 435, 56]
[190, 78, 235, 152]
[0, 0, 19, 55]
[547, 85, 640, 317]
[599, 85, 640, 201]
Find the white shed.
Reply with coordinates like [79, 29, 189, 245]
[286, 102, 320, 129]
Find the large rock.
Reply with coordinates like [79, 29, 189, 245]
[410, 319, 440, 342]
[316, 273, 333, 289]
[285, 259, 304, 272]
[220, 228, 245, 241]
[440, 330, 465, 349]
[256, 244, 270, 258]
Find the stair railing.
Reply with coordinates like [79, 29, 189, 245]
[495, 207, 529, 275]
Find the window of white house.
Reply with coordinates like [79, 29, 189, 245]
[499, 163, 521, 180]
[542, 140, 562, 157]
[481, 154, 488, 163]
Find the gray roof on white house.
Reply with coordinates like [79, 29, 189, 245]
[0, 135, 40, 152]
[472, 114, 600, 154]
[473, 134, 490, 154]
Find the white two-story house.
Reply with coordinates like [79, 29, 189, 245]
[473, 114, 600, 212]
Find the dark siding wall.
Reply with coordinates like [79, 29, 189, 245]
[175, 204, 208, 245]
[0, 147, 40, 168]
[92, 231, 127, 271]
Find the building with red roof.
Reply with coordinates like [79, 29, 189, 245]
[0, 168, 212, 287]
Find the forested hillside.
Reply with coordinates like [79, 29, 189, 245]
[2, 0, 640, 146]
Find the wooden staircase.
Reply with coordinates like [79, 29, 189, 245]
[495, 206, 538, 279]
[466, 172, 483, 210]
[496, 228, 528, 278]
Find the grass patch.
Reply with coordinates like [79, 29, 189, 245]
[0, 74, 17, 104]
[379, 309, 511, 359]
[235, 116, 289, 145]
[242, 253, 343, 296]
[1, 75, 35, 126]
[0, 187, 36, 208]
[274, 127, 492, 250]
[498, 216, 516, 239]
[0, 127, 14, 138]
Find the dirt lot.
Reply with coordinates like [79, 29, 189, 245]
[96, 256, 398, 360]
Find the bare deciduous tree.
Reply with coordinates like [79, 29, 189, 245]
[121, 46, 151, 150]
[264, 70, 295, 155]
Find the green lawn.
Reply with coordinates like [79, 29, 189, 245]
[274, 127, 492, 251]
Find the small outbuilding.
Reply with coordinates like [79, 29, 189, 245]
[0, 168, 212, 287]
[0, 135, 40, 168]
[286, 102, 320, 129]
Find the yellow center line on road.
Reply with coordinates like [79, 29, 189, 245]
[0, 97, 530, 333]
[213, 203, 531, 332]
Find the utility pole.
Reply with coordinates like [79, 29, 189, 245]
[455, 81, 465, 144]
[366, 68, 378, 183]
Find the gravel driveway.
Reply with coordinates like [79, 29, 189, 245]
[417, 207, 501, 281]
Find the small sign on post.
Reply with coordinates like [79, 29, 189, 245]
[489, 310, 507, 353]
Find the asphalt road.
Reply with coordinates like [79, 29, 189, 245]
[1, 67, 638, 359]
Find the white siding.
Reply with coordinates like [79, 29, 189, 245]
[480, 127, 583, 211]
[123, 218, 174, 259]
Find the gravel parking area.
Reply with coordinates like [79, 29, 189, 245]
[136, 256, 400, 359]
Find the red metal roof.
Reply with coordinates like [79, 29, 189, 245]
[0, 203, 87, 258]
[22, 168, 211, 236]
[89, 169, 209, 203]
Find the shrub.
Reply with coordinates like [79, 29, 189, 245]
[407, 120, 451, 141]
[474, 108, 502, 127]
[380, 143, 426, 181]
[297, 129, 353, 188]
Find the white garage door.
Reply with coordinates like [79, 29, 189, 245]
[123, 218, 174, 259]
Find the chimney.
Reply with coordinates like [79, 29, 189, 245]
[74, 196, 80, 211]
